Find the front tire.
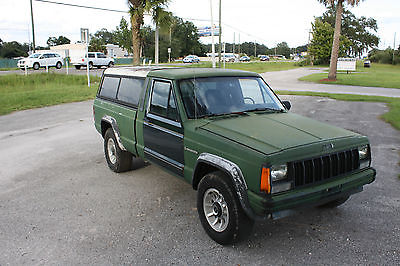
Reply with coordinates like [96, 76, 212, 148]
[55, 61, 62, 69]
[108, 61, 114, 68]
[33, 63, 40, 70]
[197, 171, 254, 245]
[74, 65, 81, 70]
[104, 128, 132, 173]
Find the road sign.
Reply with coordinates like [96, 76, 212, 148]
[197, 26, 220, 37]
[80, 28, 89, 44]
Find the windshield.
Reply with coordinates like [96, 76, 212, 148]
[28, 54, 41, 58]
[178, 76, 284, 119]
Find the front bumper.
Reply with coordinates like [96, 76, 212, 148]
[17, 62, 33, 68]
[247, 167, 376, 220]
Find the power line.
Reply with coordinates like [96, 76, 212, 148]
[33, 0, 269, 45]
[34, 0, 128, 13]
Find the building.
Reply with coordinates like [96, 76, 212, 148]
[50, 43, 86, 58]
[106, 44, 130, 58]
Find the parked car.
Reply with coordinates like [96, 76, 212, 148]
[71, 52, 114, 69]
[240, 55, 251, 62]
[183, 55, 200, 63]
[260, 55, 270, 61]
[222, 54, 236, 62]
[94, 67, 376, 245]
[364, 59, 371, 68]
[17, 52, 63, 70]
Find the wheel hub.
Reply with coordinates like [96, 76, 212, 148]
[213, 202, 222, 217]
[107, 138, 117, 164]
[203, 188, 229, 232]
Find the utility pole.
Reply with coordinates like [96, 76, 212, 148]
[155, 25, 159, 65]
[233, 32, 235, 54]
[308, 29, 313, 66]
[393, 32, 397, 65]
[168, 27, 172, 63]
[30, 0, 36, 52]
[218, 0, 222, 68]
[238, 33, 240, 54]
[254, 40, 256, 57]
[210, 0, 216, 68]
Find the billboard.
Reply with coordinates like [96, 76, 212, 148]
[197, 26, 220, 37]
[337, 58, 356, 71]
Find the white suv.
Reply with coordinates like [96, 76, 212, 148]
[71, 52, 114, 69]
[17, 52, 64, 70]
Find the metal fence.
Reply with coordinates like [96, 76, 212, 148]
[0, 59, 18, 68]
[114, 58, 133, 65]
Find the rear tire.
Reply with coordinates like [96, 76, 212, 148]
[55, 61, 62, 69]
[108, 61, 114, 68]
[74, 65, 81, 70]
[319, 196, 350, 208]
[104, 128, 132, 173]
[197, 171, 254, 245]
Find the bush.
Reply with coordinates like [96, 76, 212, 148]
[294, 59, 310, 67]
[369, 48, 400, 65]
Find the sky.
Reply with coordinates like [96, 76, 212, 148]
[0, 0, 399, 50]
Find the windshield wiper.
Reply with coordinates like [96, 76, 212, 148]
[245, 107, 284, 113]
[204, 111, 249, 119]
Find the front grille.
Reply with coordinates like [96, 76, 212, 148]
[288, 149, 359, 188]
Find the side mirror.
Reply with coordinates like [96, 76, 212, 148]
[39, 56, 44, 59]
[282, 100, 291, 110]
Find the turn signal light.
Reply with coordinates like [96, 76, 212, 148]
[260, 167, 271, 193]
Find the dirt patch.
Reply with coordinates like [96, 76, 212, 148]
[319, 78, 337, 82]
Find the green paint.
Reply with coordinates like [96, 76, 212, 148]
[93, 67, 376, 219]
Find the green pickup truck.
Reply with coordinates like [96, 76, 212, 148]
[93, 66, 376, 244]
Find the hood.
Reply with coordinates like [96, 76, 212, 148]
[199, 112, 358, 155]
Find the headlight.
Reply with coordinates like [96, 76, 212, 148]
[270, 164, 288, 182]
[358, 144, 371, 169]
[261, 164, 292, 194]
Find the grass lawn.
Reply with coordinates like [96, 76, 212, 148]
[299, 63, 400, 89]
[276, 90, 400, 131]
[0, 67, 19, 71]
[180, 61, 299, 73]
[0, 73, 100, 115]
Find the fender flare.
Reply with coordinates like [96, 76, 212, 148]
[194, 153, 268, 221]
[101, 115, 127, 151]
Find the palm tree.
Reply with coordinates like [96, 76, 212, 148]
[319, 0, 363, 80]
[148, 4, 172, 65]
[128, 0, 145, 65]
[128, 0, 170, 65]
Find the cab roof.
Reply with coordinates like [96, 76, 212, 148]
[103, 66, 260, 79]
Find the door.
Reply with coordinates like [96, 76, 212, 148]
[143, 79, 184, 176]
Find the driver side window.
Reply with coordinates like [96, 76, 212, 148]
[150, 81, 179, 122]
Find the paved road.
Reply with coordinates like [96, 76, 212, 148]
[262, 68, 400, 98]
[1, 97, 399, 265]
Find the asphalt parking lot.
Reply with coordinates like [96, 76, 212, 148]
[0, 96, 399, 265]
